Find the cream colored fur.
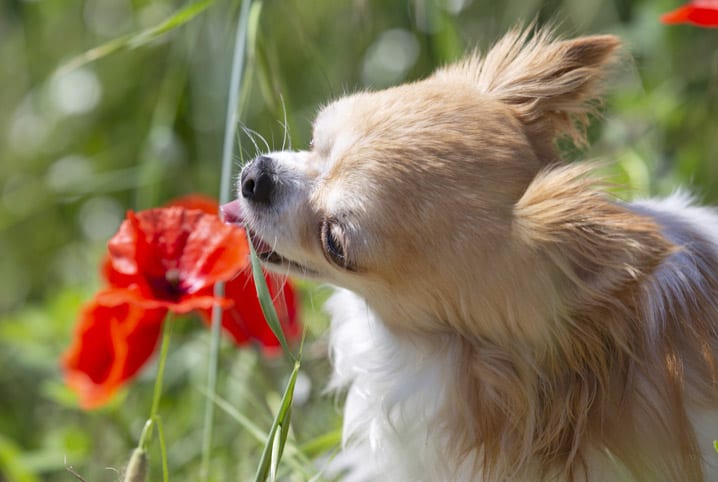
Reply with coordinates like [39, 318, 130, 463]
[230, 27, 718, 481]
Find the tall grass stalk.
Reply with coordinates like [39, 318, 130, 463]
[254, 361, 301, 482]
[59, 0, 215, 74]
[201, 0, 255, 478]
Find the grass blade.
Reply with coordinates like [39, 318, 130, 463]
[201, 389, 316, 478]
[269, 422, 281, 482]
[248, 239, 295, 360]
[59, 0, 215, 73]
[125, 0, 215, 49]
[219, 0, 258, 205]
[237, 1, 264, 117]
[201, 0, 256, 478]
[254, 361, 300, 482]
[277, 406, 292, 462]
[271, 407, 293, 481]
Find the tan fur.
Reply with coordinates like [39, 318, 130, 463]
[237, 27, 718, 481]
[444, 164, 696, 480]
[435, 28, 620, 159]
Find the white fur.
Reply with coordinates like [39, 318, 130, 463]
[325, 288, 473, 482]
[632, 192, 718, 250]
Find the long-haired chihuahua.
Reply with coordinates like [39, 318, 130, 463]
[223, 27, 718, 482]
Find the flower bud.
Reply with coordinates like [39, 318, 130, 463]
[123, 448, 148, 482]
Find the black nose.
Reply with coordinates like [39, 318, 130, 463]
[241, 156, 274, 204]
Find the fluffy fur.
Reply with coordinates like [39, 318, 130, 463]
[226, 27, 718, 481]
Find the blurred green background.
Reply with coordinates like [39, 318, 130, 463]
[1, 0, 717, 480]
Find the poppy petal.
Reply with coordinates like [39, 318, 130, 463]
[107, 211, 144, 276]
[95, 287, 233, 313]
[661, 2, 718, 26]
[62, 298, 166, 409]
[101, 254, 137, 288]
[180, 215, 250, 293]
[200, 268, 301, 356]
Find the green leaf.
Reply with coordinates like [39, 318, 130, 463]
[269, 422, 281, 482]
[254, 361, 300, 482]
[277, 407, 292, 462]
[271, 406, 293, 481]
[59, 0, 216, 73]
[248, 236, 295, 360]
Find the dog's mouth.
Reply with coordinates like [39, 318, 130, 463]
[220, 200, 317, 275]
[247, 231, 284, 264]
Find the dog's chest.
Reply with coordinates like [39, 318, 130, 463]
[325, 289, 467, 481]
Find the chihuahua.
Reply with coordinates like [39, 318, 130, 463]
[223, 27, 718, 481]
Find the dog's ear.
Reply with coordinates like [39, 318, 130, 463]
[514, 163, 674, 303]
[435, 28, 620, 149]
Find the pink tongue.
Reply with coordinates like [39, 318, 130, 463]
[220, 200, 274, 255]
[220, 200, 245, 224]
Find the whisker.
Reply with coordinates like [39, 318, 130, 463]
[279, 93, 291, 151]
[234, 127, 249, 167]
[244, 126, 271, 153]
[240, 125, 262, 158]
[268, 235, 292, 302]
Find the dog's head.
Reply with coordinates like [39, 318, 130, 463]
[223, 29, 620, 328]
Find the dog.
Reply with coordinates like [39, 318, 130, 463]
[222, 27, 718, 481]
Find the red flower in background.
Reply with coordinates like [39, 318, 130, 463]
[62, 195, 301, 409]
[661, 1, 718, 27]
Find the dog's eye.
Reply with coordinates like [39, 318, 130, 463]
[321, 220, 348, 268]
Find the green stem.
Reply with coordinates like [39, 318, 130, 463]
[200, 285, 225, 480]
[138, 317, 173, 451]
[218, 0, 252, 206]
[151, 319, 173, 419]
[200, 0, 254, 479]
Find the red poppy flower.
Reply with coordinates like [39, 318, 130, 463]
[62, 300, 167, 409]
[169, 196, 302, 352]
[104, 207, 249, 313]
[63, 197, 302, 408]
[661, 1, 718, 26]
